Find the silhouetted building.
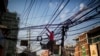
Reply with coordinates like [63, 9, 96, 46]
[1, 12, 19, 56]
[0, 0, 8, 56]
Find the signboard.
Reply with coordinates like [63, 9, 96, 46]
[90, 44, 98, 56]
[20, 40, 28, 46]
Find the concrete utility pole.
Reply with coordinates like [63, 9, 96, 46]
[61, 26, 68, 56]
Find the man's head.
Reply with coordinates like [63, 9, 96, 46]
[52, 31, 54, 33]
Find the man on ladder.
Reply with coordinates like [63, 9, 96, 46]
[45, 27, 55, 55]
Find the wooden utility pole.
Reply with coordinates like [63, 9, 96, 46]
[61, 26, 65, 56]
[61, 26, 68, 56]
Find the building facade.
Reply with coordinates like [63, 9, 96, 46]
[74, 26, 100, 56]
[87, 26, 100, 56]
[74, 33, 90, 56]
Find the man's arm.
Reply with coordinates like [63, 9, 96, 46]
[45, 27, 51, 33]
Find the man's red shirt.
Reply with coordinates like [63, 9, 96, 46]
[49, 32, 54, 41]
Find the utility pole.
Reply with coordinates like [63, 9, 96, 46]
[27, 29, 31, 56]
[61, 26, 68, 56]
